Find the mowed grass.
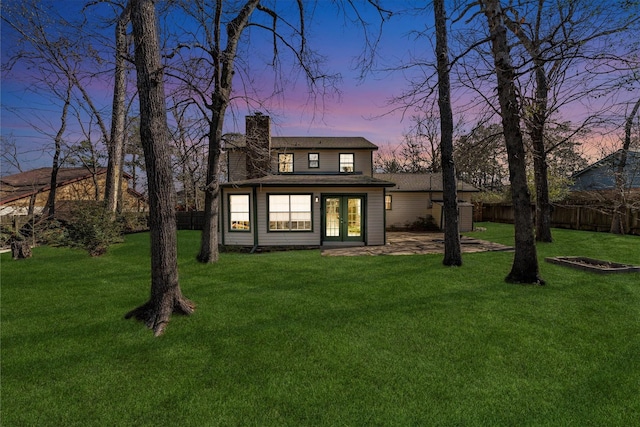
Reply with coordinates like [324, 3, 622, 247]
[1, 223, 639, 426]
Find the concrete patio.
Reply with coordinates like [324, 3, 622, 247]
[321, 231, 513, 256]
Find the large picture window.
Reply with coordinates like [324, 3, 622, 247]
[339, 153, 354, 172]
[269, 194, 312, 231]
[229, 194, 250, 231]
[278, 153, 293, 173]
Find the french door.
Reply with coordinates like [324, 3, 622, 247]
[323, 195, 364, 242]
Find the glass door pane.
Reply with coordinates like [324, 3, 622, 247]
[347, 197, 361, 237]
[325, 197, 341, 237]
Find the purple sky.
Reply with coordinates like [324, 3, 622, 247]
[1, 1, 637, 175]
[1, 2, 431, 174]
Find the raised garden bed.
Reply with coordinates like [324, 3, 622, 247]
[545, 256, 640, 274]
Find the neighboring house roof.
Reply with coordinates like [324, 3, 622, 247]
[227, 136, 379, 150]
[374, 173, 479, 192]
[570, 149, 640, 191]
[223, 173, 395, 188]
[0, 167, 134, 205]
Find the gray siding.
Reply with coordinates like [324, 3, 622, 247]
[220, 188, 255, 246]
[270, 149, 373, 176]
[366, 190, 386, 245]
[220, 185, 386, 246]
[386, 192, 432, 228]
[385, 191, 474, 231]
[459, 204, 474, 232]
[432, 202, 474, 232]
[254, 186, 320, 246]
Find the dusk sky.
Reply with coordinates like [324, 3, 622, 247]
[1, 1, 436, 174]
[1, 1, 637, 174]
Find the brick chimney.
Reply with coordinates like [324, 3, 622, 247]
[245, 113, 271, 179]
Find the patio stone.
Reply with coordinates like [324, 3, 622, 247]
[321, 232, 513, 256]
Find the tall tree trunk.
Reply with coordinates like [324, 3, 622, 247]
[503, 15, 554, 243]
[434, 0, 461, 266]
[125, 0, 194, 336]
[610, 97, 640, 234]
[197, 0, 260, 263]
[531, 63, 553, 242]
[482, 0, 544, 285]
[532, 143, 553, 242]
[197, 92, 226, 262]
[105, 6, 130, 215]
[44, 82, 72, 219]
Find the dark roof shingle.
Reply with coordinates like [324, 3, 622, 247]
[226, 136, 378, 150]
[374, 173, 479, 192]
[223, 173, 395, 188]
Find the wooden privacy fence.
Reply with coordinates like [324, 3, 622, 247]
[478, 202, 640, 236]
[175, 211, 206, 230]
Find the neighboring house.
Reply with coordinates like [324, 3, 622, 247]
[374, 173, 479, 232]
[571, 149, 640, 192]
[219, 114, 478, 249]
[0, 167, 146, 216]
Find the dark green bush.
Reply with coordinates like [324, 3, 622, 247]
[118, 211, 149, 233]
[8, 217, 66, 247]
[408, 215, 440, 232]
[63, 204, 123, 256]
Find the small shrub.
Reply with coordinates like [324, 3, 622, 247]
[408, 215, 440, 232]
[118, 212, 149, 233]
[63, 204, 124, 256]
[0, 224, 16, 248]
[33, 218, 66, 246]
[13, 217, 66, 247]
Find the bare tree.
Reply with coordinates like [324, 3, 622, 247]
[170, 104, 207, 211]
[434, 0, 461, 266]
[43, 82, 72, 218]
[104, 3, 131, 215]
[2, 1, 120, 212]
[124, 0, 194, 336]
[401, 114, 442, 173]
[374, 144, 405, 173]
[196, 0, 259, 263]
[0, 135, 24, 175]
[481, 0, 543, 285]
[610, 97, 640, 234]
[501, 0, 640, 242]
[1, 2, 84, 218]
[166, 1, 361, 263]
[455, 124, 508, 193]
[123, 116, 146, 193]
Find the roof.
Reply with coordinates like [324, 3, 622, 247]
[222, 173, 396, 188]
[1, 167, 110, 204]
[571, 149, 640, 191]
[227, 136, 378, 150]
[374, 173, 479, 192]
[572, 149, 640, 176]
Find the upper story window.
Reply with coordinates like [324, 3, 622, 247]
[339, 153, 354, 173]
[278, 153, 293, 173]
[308, 153, 319, 168]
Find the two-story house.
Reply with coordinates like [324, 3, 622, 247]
[220, 114, 396, 248]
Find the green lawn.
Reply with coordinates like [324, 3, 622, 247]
[2, 223, 639, 426]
